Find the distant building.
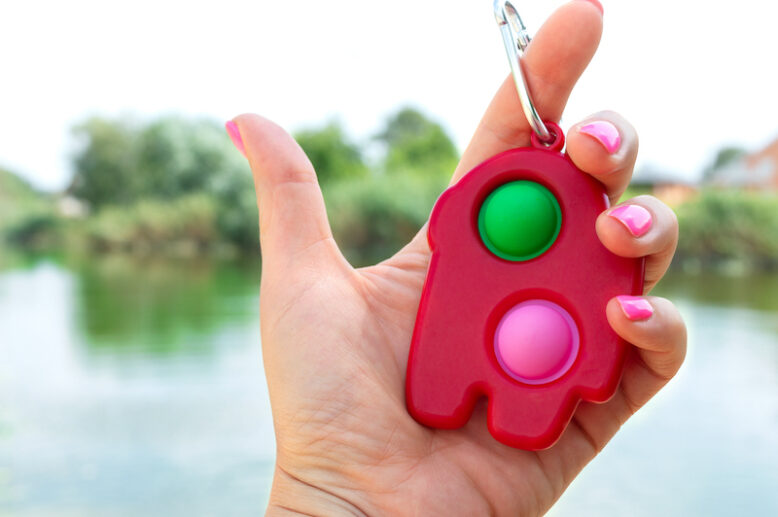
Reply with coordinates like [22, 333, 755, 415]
[630, 166, 698, 206]
[707, 138, 778, 190]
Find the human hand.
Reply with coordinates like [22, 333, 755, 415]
[227, 1, 686, 515]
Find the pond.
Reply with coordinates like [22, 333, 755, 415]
[0, 255, 776, 516]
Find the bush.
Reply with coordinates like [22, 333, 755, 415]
[376, 107, 459, 180]
[294, 121, 368, 183]
[67, 116, 260, 254]
[324, 172, 447, 265]
[85, 194, 229, 255]
[675, 190, 778, 272]
[0, 168, 63, 249]
[4, 210, 62, 248]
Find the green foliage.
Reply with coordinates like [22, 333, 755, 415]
[5, 211, 62, 248]
[675, 190, 778, 272]
[316, 108, 457, 265]
[65, 109, 458, 257]
[70, 115, 253, 204]
[0, 167, 38, 202]
[69, 115, 258, 252]
[324, 173, 447, 266]
[702, 146, 747, 181]
[0, 168, 61, 248]
[85, 194, 229, 255]
[375, 107, 459, 178]
[310, 108, 458, 265]
[10, 112, 778, 276]
[294, 121, 368, 183]
[292, 107, 458, 182]
[70, 118, 138, 206]
[618, 186, 653, 203]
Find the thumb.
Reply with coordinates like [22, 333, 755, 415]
[226, 114, 344, 276]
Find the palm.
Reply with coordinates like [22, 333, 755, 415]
[267, 234, 642, 515]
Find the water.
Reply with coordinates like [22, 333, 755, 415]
[552, 272, 778, 516]
[0, 256, 776, 516]
[0, 256, 273, 516]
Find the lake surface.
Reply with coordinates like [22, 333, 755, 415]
[0, 256, 776, 516]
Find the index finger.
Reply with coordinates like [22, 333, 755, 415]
[452, 0, 604, 183]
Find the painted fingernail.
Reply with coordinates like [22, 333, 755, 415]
[225, 120, 247, 158]
[579, 121, 620, 154]
[617, 296, 654, 321]
[576, 0, 604, 15]
[609, 204, 652, 237]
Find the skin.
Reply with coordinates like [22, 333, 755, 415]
[231, 2, 687, 515]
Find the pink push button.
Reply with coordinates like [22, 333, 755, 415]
[494, 300, 579, 385]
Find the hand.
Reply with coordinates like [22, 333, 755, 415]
[230, 2, 686, 515]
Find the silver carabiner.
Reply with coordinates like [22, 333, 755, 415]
[494, 1, 553, 143]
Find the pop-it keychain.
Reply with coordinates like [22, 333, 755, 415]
[406, 1, 645, 450]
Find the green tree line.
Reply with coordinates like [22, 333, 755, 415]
[1, 107, 458, 264]
[2, 109, 777, 272]
[674, 190, 778, 273]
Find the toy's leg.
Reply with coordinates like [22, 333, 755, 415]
[406, 260, 490, 430]
[406, 348, 480, 430]
[487, 387, 578, 450]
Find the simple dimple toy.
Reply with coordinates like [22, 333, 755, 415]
[405, 1, 645, 450]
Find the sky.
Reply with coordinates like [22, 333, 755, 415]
[1, 0, 777, 192]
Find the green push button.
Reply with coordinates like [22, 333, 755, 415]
[478, 181, 561, 261]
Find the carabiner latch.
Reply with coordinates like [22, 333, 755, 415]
[494, 1, 553, 143]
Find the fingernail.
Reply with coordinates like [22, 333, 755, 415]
[579, 121, 620, 154]
[617, 296, 654, 321]
[609, 204, 652, 237]
[576, 0, 604, 15]
[225, 120, 247, 158]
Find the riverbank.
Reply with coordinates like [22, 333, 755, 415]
[5, 185, 777, 273]
[673, 189, 778, 273]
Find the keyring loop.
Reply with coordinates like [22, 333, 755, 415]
[494, 1, 553, 143]
[530, 121, 565, 152]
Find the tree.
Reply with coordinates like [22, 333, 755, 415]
[68, 115, 259, 250]
[70, 116, 251, 207]
[0, 168, 60, 248]
[702, 146, 747, 182]
[293, 121, 368, 183]
[375, 107, 459, 177]
[69, 117, 139, 207]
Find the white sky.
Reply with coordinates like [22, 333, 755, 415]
[1, 0, 777, 191]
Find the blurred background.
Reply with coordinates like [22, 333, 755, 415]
[1, 1, 777, 515]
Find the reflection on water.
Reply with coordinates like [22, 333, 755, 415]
[658, 270, 778, 314]
[72, 255, 260, 358]
[0, 255, 273, 517]
[0, 256, 776, 516]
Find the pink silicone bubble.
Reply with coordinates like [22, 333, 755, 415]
[494, 300, 580, 385]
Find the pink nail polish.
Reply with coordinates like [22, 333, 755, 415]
[617, 296, 654, 321]
[579, 121, 621, 154]
[225, 120, 247, 158]
[576, 0, 604, 16]
[609, 204, 652, 237]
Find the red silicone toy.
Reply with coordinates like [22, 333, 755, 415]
[406, 123, 645, 450]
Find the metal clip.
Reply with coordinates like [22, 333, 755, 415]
[494, 1, 552, 143]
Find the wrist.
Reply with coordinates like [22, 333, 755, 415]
[266, 465, 370, 517]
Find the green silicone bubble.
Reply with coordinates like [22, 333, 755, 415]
[478, 181, 562, 261]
